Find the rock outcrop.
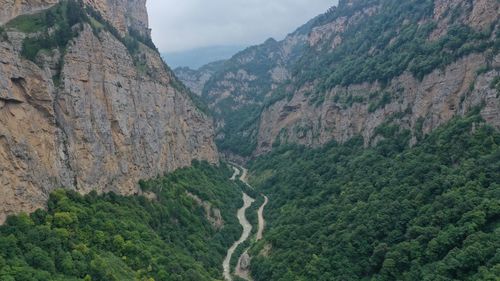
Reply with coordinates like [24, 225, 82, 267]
[257, 53, 500, 153]
[174, 61, 225, 96]
[175, 25, 312, 156]
[255, 0, 500, 154]
[177, 0, 499, 157]
[0, 0, 218, 223]
[83, 0, 150, 36]
[187, 192, 223, 229]
[0, 0, 58, 24]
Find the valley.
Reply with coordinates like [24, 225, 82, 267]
[223, 165, 269, 281]
[0, 0, 498, 280]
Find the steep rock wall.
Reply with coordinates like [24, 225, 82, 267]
[0, 2, 218, 223]
[255, 0, 500, 153]
[257, 53, 500, 153]
[0, 0, 58, 24]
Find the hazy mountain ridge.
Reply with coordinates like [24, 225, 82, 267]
[174, 15, 325, 156]
[164, 45, 245, 69]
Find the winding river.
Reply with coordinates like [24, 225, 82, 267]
[223, 168, 255, 281]
[223, 165, 269, 281]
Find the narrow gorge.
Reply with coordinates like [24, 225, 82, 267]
[0, 0, 498, 280]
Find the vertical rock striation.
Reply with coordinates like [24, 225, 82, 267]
[0, 0, 218, 223]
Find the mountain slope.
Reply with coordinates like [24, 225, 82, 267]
[257, 0, 500, 154]
[0, 0, 218, 223]
[176, 0, 500, 157]
[248, 113, 500, 281]
[174, 18, 318, 157]
[0, 162, 244, 281]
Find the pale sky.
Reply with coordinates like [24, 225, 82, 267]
[146, 0, 336, 53]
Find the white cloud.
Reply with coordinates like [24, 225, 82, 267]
[146, 0, 337, 52]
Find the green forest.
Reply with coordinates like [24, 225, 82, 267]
[247, 113, 500, 280]
[1, 0, 499, 280]
[0, 162, 243, 281]
[294, 0, 499, 98]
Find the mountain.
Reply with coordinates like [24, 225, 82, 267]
[0, 1, 499, 281]
[175, 60, 226, 97]
[174, 23, 316, 157]
[248, 112, 500, 281]
[0, 0, 218, 223]
[0, 162, 247, 280]
[176, 0, 500, 158]
[163, 45, 246, 69]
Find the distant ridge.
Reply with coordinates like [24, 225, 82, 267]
[163, 45, 246, 69]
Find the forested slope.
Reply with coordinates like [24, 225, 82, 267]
[248, 113, 500, 280]
[0, 162, 243, 281]
[177, 0, 500, 157]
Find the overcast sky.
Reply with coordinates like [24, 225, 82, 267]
[146, 0, 336, 53]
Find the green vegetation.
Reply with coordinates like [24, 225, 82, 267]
[248, 113, 500, 280]
[84, 6, 156, 55]
[0, 26, 7, 41]
[193, 0, 499, 157]
[7, 0, 88, 62]
[491, 76, 500, 97]
[215, 102, 261, 157]
[295, 0, 498, 98]
[201, 39, 287, 156]
[368, 91, 393, 113]
[6, 0, 157, 65]
[6, 5, 61, 33]
[0, 161, 244, 281]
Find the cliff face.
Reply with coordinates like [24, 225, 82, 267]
[256, 0, 500, 154]
[174, 61, 226, 96]
[83, 0, 150, 36]
[0, 0, 218, 223]
[257, 53, 500, 153]
[177, 0, 499, 156]
[0, 0, 58, 24]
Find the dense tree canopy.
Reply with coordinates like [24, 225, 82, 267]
[0, 162, 243, 281]
[248, 114, 500, 280]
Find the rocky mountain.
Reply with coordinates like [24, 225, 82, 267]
[175, 60, 226, 96]
[0, 0, 218, 223]
[175, 21, 316, 157]
[164, 45, 244, 69]
[176, 0, 500, 157]
[0, 0, 58, 25]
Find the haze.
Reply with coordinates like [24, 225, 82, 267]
[146, 0, 336, 53]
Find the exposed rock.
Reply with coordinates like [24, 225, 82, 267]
[0, 2, 218, 223]
[174, 62, 224, 96]
[175, 23, 311, 156]
[178, 0, 499, 158]
[187, 192, 224, 229]
[256, 54, 500, 154]
[0, 0, 58, 25]
[83, 0, 150, 36]
[239, 251, 251, 270]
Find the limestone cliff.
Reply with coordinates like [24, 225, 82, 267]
[83, 0, 150, 36]
[0, 0, 58, 25]
[177, 0, 499, 157]
[257, 53, 500, 153]
[0, 0, 218, 223]
[256, 0, 500, 154]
